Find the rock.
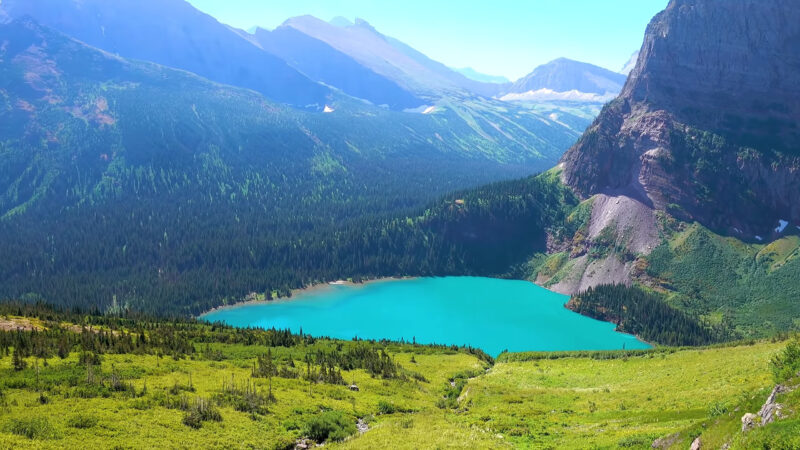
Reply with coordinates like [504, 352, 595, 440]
[349, 384, 359, 392]
[758, 384, 789, 426]
[294, 438, 312, 450]
[741, 413, 758, 432]
[742, 384, 792, 432]
[356, 418, 369, 434]
[690, 437, 701, 450]
[651, 432, 680, 448]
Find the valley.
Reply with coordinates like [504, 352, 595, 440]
[0, 0, 799, 447]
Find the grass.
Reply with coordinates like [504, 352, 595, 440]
[0, 342, 485, 449]
[0, 314, 795, 449]
[446, 342, 783, 448]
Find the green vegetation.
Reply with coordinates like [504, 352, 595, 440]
[0, 20, 584, 317]
[646, 223, 800, 335]
[0, 306, 797, 449]
[771, 339, 800, 383]
[568, 284, 729, 346]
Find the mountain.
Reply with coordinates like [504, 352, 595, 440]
[281, 16, 504, 98]
[0, 0, 329, 107]
[501, 58, 627, 102]
[561, 0, 800, 237]
[249, 26, 424, 110]
[0, 17, 587, 315]
[619, 51, 639, 75]
[531, 0, 800, 330]
[453, 67, 510, 84]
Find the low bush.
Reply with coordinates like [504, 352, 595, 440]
[7, 418, 62, 440]
[67, 414, 99, 429]
[771, 339, 800, 383]
[303, 411, 355, 443]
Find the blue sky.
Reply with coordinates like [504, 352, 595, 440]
[187, 0, 668, 81]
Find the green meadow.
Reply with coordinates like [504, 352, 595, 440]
[1, 308, 798, 449]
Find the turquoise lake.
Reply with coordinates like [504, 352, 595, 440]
[200, 277, 650, 356]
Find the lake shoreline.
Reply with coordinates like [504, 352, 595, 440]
[198, 276, 417, 318]
[199, 276, 652, 356]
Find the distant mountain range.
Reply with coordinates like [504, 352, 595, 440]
[280, 15, 505, 98]
[501, 58, 627, 103]
[2, 0, 628, 110]
[1, 0, 330, 108]
[247, 25, 424, 109]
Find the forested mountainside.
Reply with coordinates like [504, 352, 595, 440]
[0, 18, 585, 316]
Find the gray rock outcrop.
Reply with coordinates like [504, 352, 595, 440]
[742, 384, 791, 432]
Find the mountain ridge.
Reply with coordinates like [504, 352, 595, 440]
[506, 58, 627, 97]
[0, 0, 330, 107]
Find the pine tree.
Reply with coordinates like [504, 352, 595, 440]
[12, 347, 26, 371]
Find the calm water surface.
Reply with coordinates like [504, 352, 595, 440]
[201, 277, 650, 356]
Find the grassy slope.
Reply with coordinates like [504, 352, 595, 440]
[0, 342, 487, 449]
[453, 343, 783, 449]
[1, 316, 793, 449]
[646, 223, 800, 335]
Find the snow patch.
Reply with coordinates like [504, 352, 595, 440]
[500, 88, 617, 103]
[775, 220, 789, 233]
[323, 105, 335, 113]
[756, 236, 764, 241]
[403, 105, 436, 114]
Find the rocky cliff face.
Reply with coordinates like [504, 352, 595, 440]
[561, 0, 800, 238]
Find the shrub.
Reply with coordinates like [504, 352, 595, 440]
[303, 411, 355, 443]
[7, 418, 62, 440]
[67, 414, 99, 429]
[771, 339, 800, 383]
[377, 400, 397, 415]
[182, 398, 222, 429]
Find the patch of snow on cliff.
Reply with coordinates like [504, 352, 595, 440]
[775, 220, 789, 233]
[756, 236, 764, 241]
[323, 105, 335, 113]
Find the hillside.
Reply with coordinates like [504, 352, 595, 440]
[0, 305, 797, 448]
[0, 0, 330, 107]
[0, 18, 591, 316]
